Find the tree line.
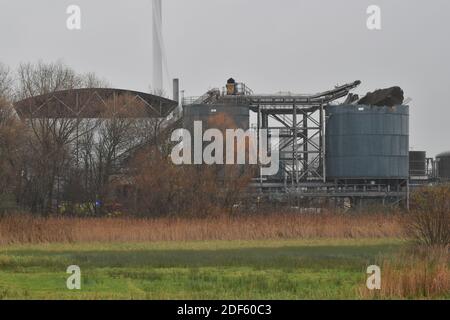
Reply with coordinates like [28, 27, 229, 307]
[0, 61, 253, 217]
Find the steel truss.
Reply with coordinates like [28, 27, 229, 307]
[14, 88, 177, 119]
[184, 80, 409, 207]
[248, 81, 361, 189]
[248, 81, 408, 207]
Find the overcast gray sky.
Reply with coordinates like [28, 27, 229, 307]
[1, 0, 449, 156]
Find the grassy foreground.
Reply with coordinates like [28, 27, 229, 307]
[0, 239, 410, 300]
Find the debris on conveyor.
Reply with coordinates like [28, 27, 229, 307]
[357, 86, 404, 107]
[344, 93, 359, 104]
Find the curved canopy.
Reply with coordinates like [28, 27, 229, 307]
[14, 88, 178, 119]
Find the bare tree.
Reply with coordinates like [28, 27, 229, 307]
[16, 61, 81, 100]
[15, 60, 108, 100]
[408, 185, 450, 247]
[80, 72, 110, 89]
[0, 97, 27, 211]
[124, 113, 255, 217]
[148, 86, 168, 98]
[0, 63, 14, 101]
[74, 94, 161, 215]
[14, 61, 107, 214]
[22, 115, 84, 213]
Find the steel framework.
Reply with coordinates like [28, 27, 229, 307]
[183, 80, 409, 207]
[247, 81, 362, 187]
[183, 81, 362, 188]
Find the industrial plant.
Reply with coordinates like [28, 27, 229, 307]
[2, 0, 450, 304]
[11, 75, 450, 210]
[7, 1, 450, 211]
[180, 78, 450, 208]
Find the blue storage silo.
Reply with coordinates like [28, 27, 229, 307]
[436, 151, 450, 180]
[325, 104, 409, 180]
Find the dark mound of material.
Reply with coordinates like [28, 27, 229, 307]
[358, 86, 404, 107]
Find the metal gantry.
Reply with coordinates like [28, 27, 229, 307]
[184, 80, 362, 190]
[247, 81, 362, 189]
[183, 80, 409, 207]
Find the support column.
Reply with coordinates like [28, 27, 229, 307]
[293, 105, 298, 186]
[320, 105, 326, 182]
[257, 105, 263, 190]
[303, 111, 308, 182]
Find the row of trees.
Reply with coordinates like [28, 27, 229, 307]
[0, 61, 253, 217]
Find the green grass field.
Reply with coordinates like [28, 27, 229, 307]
[0, 239, 410, 300]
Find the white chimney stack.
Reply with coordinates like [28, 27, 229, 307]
[152, 0, 163, 94]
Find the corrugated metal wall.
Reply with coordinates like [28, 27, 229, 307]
[182, 104, 250, 168]
[326, 104, 409, 180]
[409, 151, 427, 176]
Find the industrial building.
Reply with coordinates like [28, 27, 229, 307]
[14, 88, 177, 119]
[181, 78, 449, 208]
[12, 77, 450, 209]
[5, 2, 450, 213]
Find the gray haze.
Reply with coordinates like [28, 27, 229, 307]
[1, 0, 449, 156]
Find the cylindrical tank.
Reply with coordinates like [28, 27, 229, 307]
[182, 104, 251, 177]
[409, 151, 427, 176]
[436, 151, 450, 180]
[326, 104, 409, 180]
[183, 104, 249, 132]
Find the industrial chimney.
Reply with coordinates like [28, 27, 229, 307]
[173, 78, 180, 103]
[152, 0, 163, 93]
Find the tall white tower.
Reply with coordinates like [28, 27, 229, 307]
[152, 0, 163, 93]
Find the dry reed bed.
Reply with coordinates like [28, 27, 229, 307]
[0, 213, 406, 244]
[360, 246, 450, 299]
